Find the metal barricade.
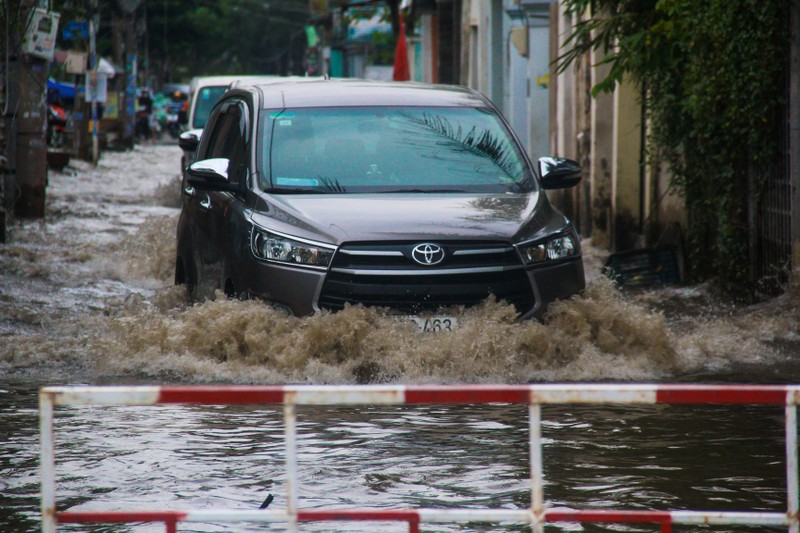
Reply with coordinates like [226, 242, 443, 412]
[39, 384, 800, 532]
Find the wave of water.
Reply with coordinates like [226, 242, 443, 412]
[3, 218, 798, 384]
[1, 144, 798, 385]
[1, 145, 797, 533]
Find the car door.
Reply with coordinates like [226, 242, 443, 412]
[190, 97, 250, 295]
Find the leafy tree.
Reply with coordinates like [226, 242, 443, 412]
[559, 0, 790, 293]
[46, 0, 310, 83]
[145, 0, 310, 81]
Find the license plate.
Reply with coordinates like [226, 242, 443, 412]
[410, 316, 458, 333]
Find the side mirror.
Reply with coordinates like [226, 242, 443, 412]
[187, 158, 238, 192]
[538, 157, 582, 189]
[178, 129, 201, 152]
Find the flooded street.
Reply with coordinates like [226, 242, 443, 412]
[1, 143, 799, 532]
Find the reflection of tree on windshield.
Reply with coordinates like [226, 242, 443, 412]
[405, 112, 521, 180]
[318, 177, 346, 192]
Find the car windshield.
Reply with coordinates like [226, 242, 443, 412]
[192, 86, 228, 129]
[257, 106, 534, 194]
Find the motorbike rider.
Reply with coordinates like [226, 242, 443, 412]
[136, 88, 154, 141]
[166, 90, 188, 138]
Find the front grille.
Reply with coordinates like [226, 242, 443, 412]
[318, 241, 535, 314]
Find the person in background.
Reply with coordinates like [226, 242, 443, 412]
[136, 88, 154, 141]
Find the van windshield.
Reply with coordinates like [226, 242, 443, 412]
[192, 86, 228, 129]
[257, 106, 534, 194]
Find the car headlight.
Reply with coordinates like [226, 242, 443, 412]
[251, 227, 335, 269]
[518, 231, 580, 265]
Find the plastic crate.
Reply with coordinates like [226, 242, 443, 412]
[604, 247, 681, 288]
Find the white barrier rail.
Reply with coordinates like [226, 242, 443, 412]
[39, 384, 800, 532]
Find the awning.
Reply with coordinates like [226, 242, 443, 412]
[47, 78, 77, 101]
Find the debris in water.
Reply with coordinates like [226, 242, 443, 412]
[259, 493, 274, 509]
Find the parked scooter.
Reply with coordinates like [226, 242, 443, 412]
[47, 101, 67, 147]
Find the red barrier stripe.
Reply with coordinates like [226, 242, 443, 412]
[546, 510, 672, 523]
[298, 509, 420, 522]
[158, 386, 285, 404]
[58, 510, 187, 523]
[656, 385, 787, 405]
[405, 385, 530, 404]
[150, 385, 794, 405]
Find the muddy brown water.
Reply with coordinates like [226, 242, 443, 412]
[1, 144, 799, 531]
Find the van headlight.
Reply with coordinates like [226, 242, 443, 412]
[250, 227, 335, 269]
[517, 231, 580, 265]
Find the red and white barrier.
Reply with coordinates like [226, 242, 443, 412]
[39, 384, 800, 533]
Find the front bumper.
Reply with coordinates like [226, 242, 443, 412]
[245, 251, 584, 319]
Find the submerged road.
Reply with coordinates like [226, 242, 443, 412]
[0, 143, 799, 531]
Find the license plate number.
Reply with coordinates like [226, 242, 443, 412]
[410, 316, 458, 332]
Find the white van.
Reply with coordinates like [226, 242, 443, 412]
[179, 75, 325, 171]
[187, 75, 280, 130]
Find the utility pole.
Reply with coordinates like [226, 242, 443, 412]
[14, 0, 54, 218]
[123, 8, 137, 147]
[89, 0, 99, 165]
[112, 3, 138, 149]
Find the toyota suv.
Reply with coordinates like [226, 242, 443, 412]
[175, 79, 584, 325]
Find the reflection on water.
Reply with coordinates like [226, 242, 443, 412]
[0, 383, 790, 533]
[0, 144, 798, 532]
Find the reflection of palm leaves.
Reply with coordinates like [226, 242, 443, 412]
[409, 112, 518, 178]
[318, 176, 346, 192]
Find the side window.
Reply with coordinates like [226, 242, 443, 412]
[200, 111, 228, 160]
[206, 113, 235, 159]
[228, 106, 249, 183]
[204, 99, 249, 183]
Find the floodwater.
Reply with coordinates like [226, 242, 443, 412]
[1, 143, 799, 532]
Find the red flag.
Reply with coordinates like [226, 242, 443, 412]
[393, 17, 410, 81]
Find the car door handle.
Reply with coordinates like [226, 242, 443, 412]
[200, 196, 211, 210]
[184, 186, 196, 197]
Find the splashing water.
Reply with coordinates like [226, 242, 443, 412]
[1, 144, 798, 384]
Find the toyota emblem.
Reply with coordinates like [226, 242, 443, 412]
[411, 243, 446, 266]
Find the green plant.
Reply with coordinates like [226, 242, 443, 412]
[558, 0, 790, 293]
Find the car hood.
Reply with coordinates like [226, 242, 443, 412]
[251, 192, 566, 245]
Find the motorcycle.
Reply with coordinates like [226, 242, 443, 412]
[165, 111, 182, 139]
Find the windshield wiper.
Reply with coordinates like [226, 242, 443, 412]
[265, 188, 324, 194]
[378, 188, 466, 193]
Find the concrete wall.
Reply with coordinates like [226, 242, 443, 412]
[454, 0, 701, 255]
[461, 0, 550, 161]
[546, 3, 654, 251]
[611, 78, 644, 250]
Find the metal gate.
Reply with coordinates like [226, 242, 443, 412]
[751, 10, 794, 298]
[39, 384, 800, 532]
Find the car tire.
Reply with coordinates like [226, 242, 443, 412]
[175, 247, 198, 302]
[223, 277, 237, 299]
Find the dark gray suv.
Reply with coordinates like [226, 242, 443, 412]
[175, 79, 584, 323]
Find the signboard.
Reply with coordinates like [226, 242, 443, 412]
[62, 21, 89, 40]
[85, 70, 108, 103]
[65, 51, 87, 74]
[104, 92, 119, 120]
[21, 8, 61, 61]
